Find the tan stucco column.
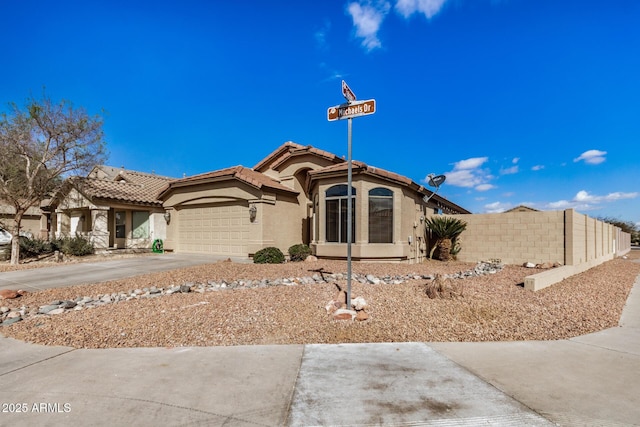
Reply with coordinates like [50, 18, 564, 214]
[90, 208, 110, 249]
[56, 211, 71, 237]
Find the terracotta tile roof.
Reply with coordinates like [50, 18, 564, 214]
[159, 165, 298, 197]
[308, 161, 471, 214]
[0, 202, 42, 216]
[254, 141, 343, 172]
[68, 169, 175, 206]
[309, 161, 414, 186]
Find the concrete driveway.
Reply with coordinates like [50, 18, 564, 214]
[0, 253, 248, 292]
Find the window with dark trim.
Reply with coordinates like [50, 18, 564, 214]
[115, 211, 126, 238]
[325, 185, 355, 243]
[368, 187, 393, 243]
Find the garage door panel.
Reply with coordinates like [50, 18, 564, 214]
[177, 203, 249, 256]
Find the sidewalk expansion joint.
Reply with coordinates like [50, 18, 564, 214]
[0, 347, 77, 378]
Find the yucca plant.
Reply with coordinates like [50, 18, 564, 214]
[425, 216, 467, 261]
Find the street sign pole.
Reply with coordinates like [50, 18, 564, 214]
[346, 117, 353, 310]
[326, 80, 375, 314]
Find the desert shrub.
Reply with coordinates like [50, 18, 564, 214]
[288, 243, 311, 262]
[253, 246, 285, 264]
[53, 234, 95, 256]
[425, 216, 467, 261]
[19, 237, 55, 258]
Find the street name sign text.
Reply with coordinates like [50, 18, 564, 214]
[327, 99, 376, 121]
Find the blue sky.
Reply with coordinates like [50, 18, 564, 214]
[2, 0, 639, 224]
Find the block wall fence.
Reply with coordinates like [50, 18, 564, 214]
[434, 209, 631, 291]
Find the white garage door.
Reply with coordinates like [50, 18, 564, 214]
[177, 203, 249, 256]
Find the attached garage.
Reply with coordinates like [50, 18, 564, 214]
[176, 203, 249, 255]
[159, 165, 301, 258]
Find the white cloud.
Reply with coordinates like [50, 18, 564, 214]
[531, 165, 545, 171]
[442, 156, 493, 191]
[512, 157, 520, 164]
[453, 157, 488, 170]
[545, 190, 638, 211]
[476, 184, 496, 191]
[574, 149, 607, 165]
[483, 201, 512, 213]
[347, 1, 391, 51]
[500, 165, 518, 175]
[347, 0, 450, 51]
[395, 0, 448, 19]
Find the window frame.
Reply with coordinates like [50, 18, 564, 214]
[115, 211, 126, 239]
[368, 187, 393, 244]
[325, 185, 356, 243]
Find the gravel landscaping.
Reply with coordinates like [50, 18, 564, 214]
[2, 252, 639, 348]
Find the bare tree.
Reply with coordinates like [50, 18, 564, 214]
[0, 93, 107, 264]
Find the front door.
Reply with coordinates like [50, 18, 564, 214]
[115, 210, 126, 248]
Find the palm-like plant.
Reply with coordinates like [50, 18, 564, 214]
[425, 216, 467, 261]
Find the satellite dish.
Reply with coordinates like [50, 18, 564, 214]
[423, 174, 446, 204]
[428, 174, 446, 188]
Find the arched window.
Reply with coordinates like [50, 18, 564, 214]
[369, 187, 393, 243]
[325, 185, 355, 243]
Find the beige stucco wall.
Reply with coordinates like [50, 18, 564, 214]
[251, 193, 304, 256]
[0, 204, 47, 238]
[310, 175, 430, 263]
[0, 215, 41, 237]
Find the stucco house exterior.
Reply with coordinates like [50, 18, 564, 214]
[159, 142, 469, 263]
[47, 166, 174, 250]
[0, 203, 47, 239]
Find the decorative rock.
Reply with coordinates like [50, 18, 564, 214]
[332, 309, 357, 321]
[356, 311, 369, 321]
[325, 300, 341, 314]
[48, 308, 66, 315]
[0, 289, 20, 300]
[4, 262, 511, 324]
[2, 316, 22, 326]
[366, 275, 380, 285]
[305, 255, 318, 262]
[39, 305, 60, 314]
[60, 300, 77, 309]
[524, 262, 536, 268]
[351, 296, 368, 311]
[6, 311, 21, 319]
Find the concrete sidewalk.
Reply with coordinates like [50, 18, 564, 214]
[0, 253, 248, 292]
[431, 267, 640, 426]
[0, 260, 638, 426]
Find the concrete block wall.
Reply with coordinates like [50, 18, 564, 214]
[442, 209, 632, 291]
[450, 211, 565, 265]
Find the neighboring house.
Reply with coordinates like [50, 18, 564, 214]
[504, 205, 540, 213]
[0, 203, 47, 238]
[159, 142, 470, 263]
[47, 166, 175, 250]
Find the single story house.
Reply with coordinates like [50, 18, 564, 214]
[0, 203, 47, 238]
[47, 166, 174, 250]
[159, 142, 470, 263]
